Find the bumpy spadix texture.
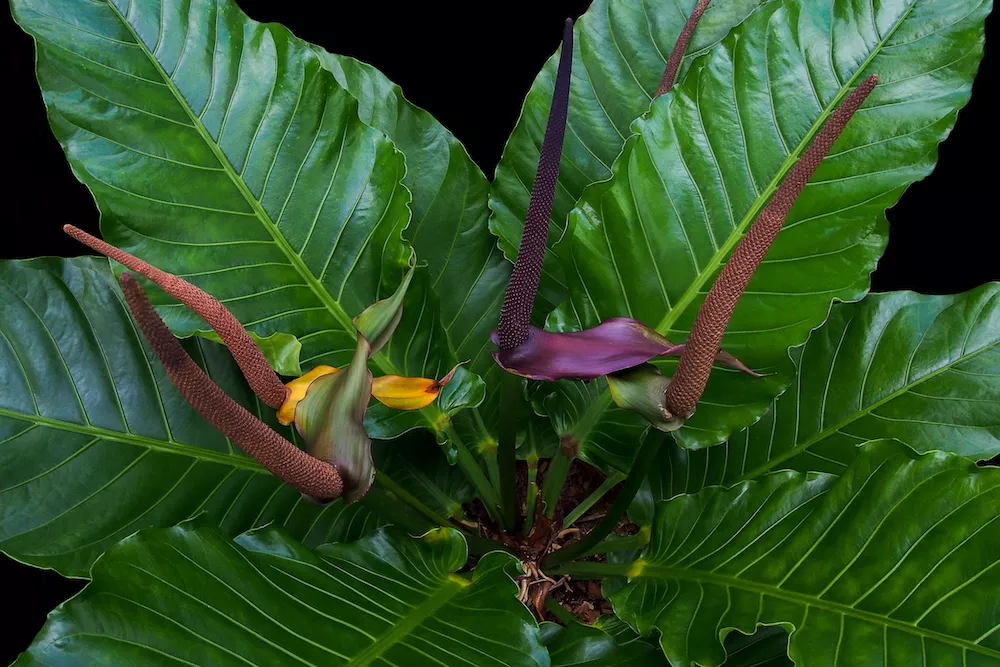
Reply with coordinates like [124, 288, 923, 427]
[65, 225, 287, 409]
[656, 0, 712, 96]
[665, 75, 879, 418]
[496, 19, 574, 350]
[119, 274, 343, 502]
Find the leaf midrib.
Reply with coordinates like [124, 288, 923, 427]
[738, 339, 999, 481]
[569, 0, 919, 453]
[103, 2, 447, 429]
[0, 406, 266, 471]
[104, 3, 355, 352]
[639, 563, 998, 658]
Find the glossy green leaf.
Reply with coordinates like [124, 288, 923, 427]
[636, 285, 1000, 511]
[540, 620, 669, 666]
[548, 0, 990, 453]
[0, 257, 383, 577]
[317, 51, 511, 381]
[11, 0, 461, 438]
[612, 440, 1000, 666]
[438, 366, 488, 416]
[16, 520, 549, 666]
[490, 0, 766, 313]
[591, 614, 654, 646]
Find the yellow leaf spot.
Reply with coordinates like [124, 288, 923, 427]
[449, 574, 472, 587]
[277, 365, 338, 425]
[423, 527, 451, 541]
[628, 560, 646, 579]
[434, 413, 452, 432]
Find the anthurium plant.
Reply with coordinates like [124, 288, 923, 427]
[4, 0, 997, 664]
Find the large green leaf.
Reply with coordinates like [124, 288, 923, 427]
[636, 285, 1000, 510]
[316, 51, 511, 381]
[612, 440, 1000, 666]
[540, 620, 669, 666]
[490, 0, 767, 314]
[550, 0, 991, 451]
[11, 0, 461, 435]
[0, 257, 383, 577]
[17, 521, 549, 666]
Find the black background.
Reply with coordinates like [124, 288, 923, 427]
[2, 2, 996, 661]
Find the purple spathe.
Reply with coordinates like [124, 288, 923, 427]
[491, 317, 682, 381]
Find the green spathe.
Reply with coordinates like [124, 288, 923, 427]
[607, 364, 683, 432]
[293, 339, 374, 504]
[292, 260, 416, 503]
[354, 256, 415, 356]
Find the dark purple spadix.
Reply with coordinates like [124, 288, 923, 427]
[496, 19, 574, 351]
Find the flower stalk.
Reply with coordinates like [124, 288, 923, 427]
[443, 422, 505, 526]
[579, 527, 650, 558]
[523, 452, 541, 536]
[498, 374, 521, 530]
[561, 470, 626, 530]
[374, 471, 457, 532]
[543, 430, 665, 568]
[541, 441, 575, 519]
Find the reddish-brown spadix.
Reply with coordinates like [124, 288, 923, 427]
[657, 0, 712, 96]
[66, 228, 452, 503]
[118, 273, 344, 502]
[64, 224, 288, 410]
[665, 74, 879, 419]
